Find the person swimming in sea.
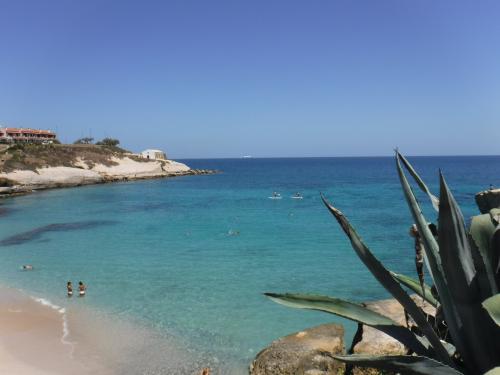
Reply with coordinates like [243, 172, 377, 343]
[67, 281, 73, 297]
[227, 229, 240, 236]
[78, 281, 86, 297]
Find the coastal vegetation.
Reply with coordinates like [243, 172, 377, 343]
[73, 137, 94, 144]
[266, 152, 500, 375]
[0, 142, 140, 173]
[73, 137, 121, 147]
[95, 137, 120, 147]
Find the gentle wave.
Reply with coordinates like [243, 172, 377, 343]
[31, 296, 74, 351]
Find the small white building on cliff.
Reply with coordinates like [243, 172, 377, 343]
[141, 149, 167, 160]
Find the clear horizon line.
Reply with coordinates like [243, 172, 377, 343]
[175, 154, 500, 160]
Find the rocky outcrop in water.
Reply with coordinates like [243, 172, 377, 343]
[0, 147, 217, 198]
[0, 144, 218, 197]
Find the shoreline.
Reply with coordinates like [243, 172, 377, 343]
[0, 168, 217, 199]
[0, 144, 217, 198]
[0, 285, 242, 375]
[0, 286, 112, 374]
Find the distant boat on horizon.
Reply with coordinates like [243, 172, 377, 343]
[242, 155, 253, 158]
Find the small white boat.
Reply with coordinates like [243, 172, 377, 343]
[269, 192, 282, 199]
[269, 196, 282, 200]
[291, 193, 303, 199]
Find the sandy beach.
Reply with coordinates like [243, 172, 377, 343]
[0, 285, 224, 375]
[0, 286, 111, 375]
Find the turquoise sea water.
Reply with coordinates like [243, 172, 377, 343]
[1, 156, 499, 373]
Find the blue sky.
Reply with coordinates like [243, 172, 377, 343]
[1, 1, 499, 158]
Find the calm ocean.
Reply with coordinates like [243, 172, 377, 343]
[1, 156, 499, 373]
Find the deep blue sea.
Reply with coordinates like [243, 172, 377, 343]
[0, 156, 499, 373]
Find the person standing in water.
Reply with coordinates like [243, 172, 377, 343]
[67, 281, 73, 297]
[78, 281, 86, 297]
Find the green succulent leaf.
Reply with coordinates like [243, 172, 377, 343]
[391, 272, 438, 307]
[469, 213, 498, 298]
[265, 293, 394, 325]
[484, 367, 500, 375]
[264, 293, 430, 356]
[438, 172, 478, 299]
[320, 194, 452, 365]
[438, 173, 500, 372]
[396, 152, 464, 363]
[482, 294, 500, 326]
[398, 152, 440, 212]
[331, 354, 463, 375]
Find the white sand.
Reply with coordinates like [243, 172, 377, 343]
[0, 287, 111, 375]
[0, 286, 215, 375]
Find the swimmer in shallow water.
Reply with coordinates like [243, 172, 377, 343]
[67, 281, 73, 297]
[78, 281, 86, 297]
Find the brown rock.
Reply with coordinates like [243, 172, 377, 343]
[475, 188, 500, 214]
[249, 323, 345, 375]
[351, 295, 435, 375]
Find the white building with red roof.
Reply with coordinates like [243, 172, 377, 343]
[0, 127, 57, 143]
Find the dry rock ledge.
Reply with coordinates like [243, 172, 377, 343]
[250, 295, 434, 375]
[0, 148, 215, 197]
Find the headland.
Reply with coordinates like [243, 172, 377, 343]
[0, 143, 215, 197]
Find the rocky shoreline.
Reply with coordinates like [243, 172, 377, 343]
[0, 162, 217, 198]
[0, 143, 218, 198]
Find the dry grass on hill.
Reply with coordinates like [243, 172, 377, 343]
[0, 143, 147, 173]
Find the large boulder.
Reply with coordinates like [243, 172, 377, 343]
[475, 188, 500, 214]
[249, 323, 345, 375]
[350, 295, 435, 375]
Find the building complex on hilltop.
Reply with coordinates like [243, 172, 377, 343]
[0, 127, 57, 144]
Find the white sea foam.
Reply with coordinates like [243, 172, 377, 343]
[31, 296, 74, 352]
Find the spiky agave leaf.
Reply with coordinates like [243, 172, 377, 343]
[396, 152, 466, 364]
[331, 354, 463, 375]
[482, 294, 500, 326]
[438, 173, 500, 372]
[438, 172, 477, 293]
[398, 152, 440, 212]
[320, 195, 452, 365]
[264, 293, 430, 356]
[469, 212, 499, 299]
[487, 208, 500, 287]
[390, 272, 438, 307]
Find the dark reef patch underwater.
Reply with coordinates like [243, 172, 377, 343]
[0, 220, 117, 246]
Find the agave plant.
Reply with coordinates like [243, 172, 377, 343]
[265, 151, 500, 375]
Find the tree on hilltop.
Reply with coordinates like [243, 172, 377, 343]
[73, 137, 94, 144]
[96, 138, 120, 147]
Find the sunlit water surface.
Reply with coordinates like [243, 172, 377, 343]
[1, 156, 499, 373]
